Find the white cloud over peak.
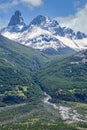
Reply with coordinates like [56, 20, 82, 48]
[0, 0, 43, 10]
[21, 0, 43, 7]
[55, 3, 87, 34]
[0, 1, 18, 10]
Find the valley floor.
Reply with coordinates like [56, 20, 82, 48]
[0, 92, 87, 130]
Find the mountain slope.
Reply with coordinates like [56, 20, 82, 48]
[0, 35, 49, 106]
[0, 35, 48, 71]
[35, 50, 87, 103]
[1, 11, 87, 54]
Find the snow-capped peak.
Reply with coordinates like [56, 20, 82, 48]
[29, 15, 51, 26]
[1, 11, 87, 54]
[29, 15, 60, 29]
[1, 10, 27, 33]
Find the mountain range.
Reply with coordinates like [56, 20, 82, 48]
[1, 10, 87, 54]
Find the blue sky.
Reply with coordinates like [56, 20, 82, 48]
[0, 0, 87, 33]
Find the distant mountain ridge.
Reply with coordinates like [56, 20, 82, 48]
[1, 10, 87, 54]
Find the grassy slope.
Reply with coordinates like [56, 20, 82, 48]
[36, 50, 87, 103]
[0, 35, 50, 105]
[0, 35, 48, 72]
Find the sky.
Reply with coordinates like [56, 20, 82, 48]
[0, 0, 87, 34]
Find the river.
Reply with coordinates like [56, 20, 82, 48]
[43, 92, 87, 123]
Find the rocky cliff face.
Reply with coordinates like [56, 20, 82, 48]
[8, 10, 26, 26]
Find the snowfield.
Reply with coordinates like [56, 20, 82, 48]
[2, 26, 87, 51]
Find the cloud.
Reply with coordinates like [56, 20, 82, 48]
[0, 1, 18, 10]
[0, 0, 43, 10]
[21, 0, 43, 7]
[55, 3, 87, 34]
[73, 0, 81, 10]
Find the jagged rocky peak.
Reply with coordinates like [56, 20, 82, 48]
[29, 15, 59, 29]
[76, 31, 87, 39]
[29, 15, 51, 26]
[49, 20, 59, 27]
[8, 10, 26, 26]
[62, 27, 87, 39]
